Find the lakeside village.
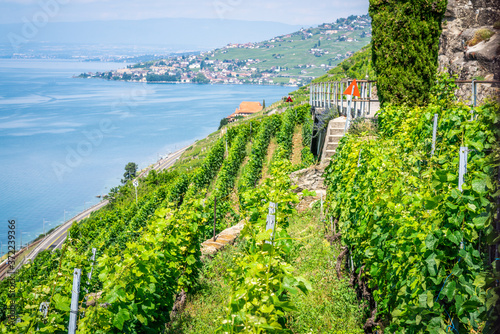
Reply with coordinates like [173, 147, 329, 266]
[78, 15, 371, 86]
[81, 56, 309, 86]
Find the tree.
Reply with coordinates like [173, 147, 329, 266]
[193, 73, 209, 84]
[369, 0, 447, 106]
[122, 162, 138, 183]
[218, 117, 229, 130]
[262, 99, 266, 109]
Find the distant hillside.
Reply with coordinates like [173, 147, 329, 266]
[312, 44, 375, 83]
[89, 14, 372, 86]
[211, 14, 372, 78]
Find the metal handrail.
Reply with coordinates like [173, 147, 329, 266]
[309, 79, 499, 111]
[454, 80, 499, 84]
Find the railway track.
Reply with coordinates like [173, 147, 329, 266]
[0, 146, 190, 281]
[0, 239, 42, 280]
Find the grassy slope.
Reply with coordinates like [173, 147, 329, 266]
[172, 132, 221, 173]
[165, 122, 366, 333]
[286, 208, 365, 333]
[164, 207, 366, 334]
[165, 207, 365, 333]
[165, 243, 238, 333]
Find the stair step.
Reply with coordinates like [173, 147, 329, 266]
[329, 122, 345, 128]
[326, 143, 339, 150]
[329, 128, 345, 135]
[324, 150, 336, 159]
[328, 135, 343, 143]
[320, 117, 346, 164]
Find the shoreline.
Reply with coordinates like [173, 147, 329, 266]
[74, 76, 300, 88]
[1, 59, 293, 277]
[0, 143, 192, 267]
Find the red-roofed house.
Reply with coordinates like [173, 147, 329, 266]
[227, 101, 263, 122]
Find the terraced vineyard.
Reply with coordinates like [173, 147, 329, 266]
[0, 104, 312, 333]
[0, 76, 497, 334]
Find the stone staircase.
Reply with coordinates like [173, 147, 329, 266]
[320, 116, 346, 165]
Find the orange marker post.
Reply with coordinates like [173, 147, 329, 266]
[343, 79, 360, 132]
[343, 79, 360, 97]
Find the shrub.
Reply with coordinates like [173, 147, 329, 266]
[348, 117, 378, 137]
[369, 0, 447, 106]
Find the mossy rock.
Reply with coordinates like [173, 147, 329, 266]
[468, 28, 496, 47]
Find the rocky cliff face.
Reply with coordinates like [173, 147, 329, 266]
[438, 0, 500, 102]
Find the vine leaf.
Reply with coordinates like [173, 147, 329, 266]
[53, 294, 70, 312]
[113, 308, 131, 330]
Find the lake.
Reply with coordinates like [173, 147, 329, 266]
[0, 59, 292, 253]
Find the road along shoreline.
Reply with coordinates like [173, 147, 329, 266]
[0, 144, 191, 280]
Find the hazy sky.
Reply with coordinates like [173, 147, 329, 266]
[0, 0, 369, 25]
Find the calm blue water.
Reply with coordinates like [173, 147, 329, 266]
[0, 59, 291, 253]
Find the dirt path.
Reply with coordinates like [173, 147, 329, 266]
[230, 145, 252, 215]
[260, 138, 277, 182]
[291, 124, 303, 166]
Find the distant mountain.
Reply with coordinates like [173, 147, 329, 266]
[0, 18, 303, 56]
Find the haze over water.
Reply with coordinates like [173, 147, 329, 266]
[0, 59, 291, 253]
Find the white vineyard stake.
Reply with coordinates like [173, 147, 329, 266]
[133, 179, 139, 204]
[431, 114, 438, 156]
[458, 147, 468, 192]
[39, 302, 49, 318]
[68, 269, 82, 334]
[36, 301, 50, 331]
[265, 202, 277, 245]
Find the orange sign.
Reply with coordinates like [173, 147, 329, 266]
[343, 79, 360, 97]
[286, 96, 293, 103]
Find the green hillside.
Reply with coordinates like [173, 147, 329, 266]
[91, 14, 372, 86]
[312, 44, 375, 82]
[211, 15, 372, 78]
[3, 73, 496, 332]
